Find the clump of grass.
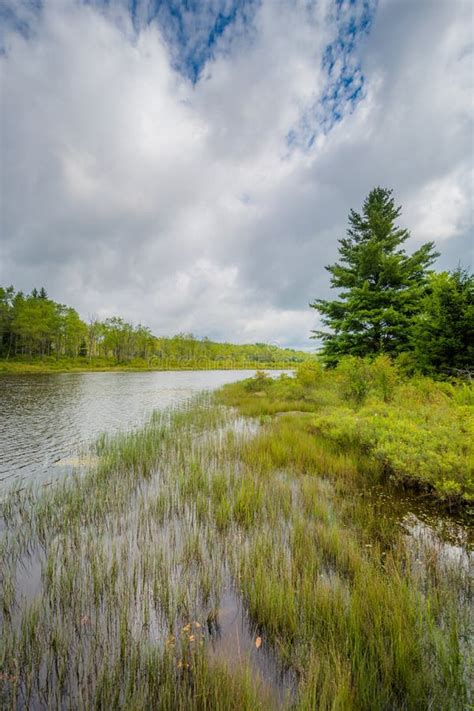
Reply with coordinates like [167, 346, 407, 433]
[231, 417, 470, 709]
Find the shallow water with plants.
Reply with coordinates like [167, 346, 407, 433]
[0, 370, 287, 490]
[0, 369, 472, 709]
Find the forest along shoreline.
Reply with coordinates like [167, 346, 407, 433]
[0, 285, 310, 375]
[1, 368, 472, 710]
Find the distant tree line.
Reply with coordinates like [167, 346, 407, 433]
[312, 187, 474, 377]
[0, 286, 307, 366]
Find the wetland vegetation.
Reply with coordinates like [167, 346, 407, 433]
[1, 366, 472, 709]
[220, 359, 474, 505]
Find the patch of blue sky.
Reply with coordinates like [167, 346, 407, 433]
[0, 0, 42, 51]
[96, 0, 260, 82]
[146, 0, 260, 82]
[320, 0, 377, 127]
[287, 0, 377, 152]
[0, 0, 258, 81]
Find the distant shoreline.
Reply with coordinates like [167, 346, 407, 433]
[0, 358, 296, 375]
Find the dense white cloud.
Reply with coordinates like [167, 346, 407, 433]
[405, 170, 472, 244]
[0, 0, 472, 349]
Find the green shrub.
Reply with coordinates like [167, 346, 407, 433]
[394, 352, 420, 377]
[336, 356, 372, 406]
[296, 359, 324, 388]
[244, 370, 271, 392]
[313, 400, 474, 501]
[452, 382, 474, 406]
[371, 354, 398, 402]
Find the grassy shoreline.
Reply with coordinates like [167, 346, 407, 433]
[0, 381, 472, 709]
[217, 364, 474, 507]
[0, 357, 296, 375]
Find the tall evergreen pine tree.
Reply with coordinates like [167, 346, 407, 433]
[311, 187, 439, 363]
[411, 268, 474, 376]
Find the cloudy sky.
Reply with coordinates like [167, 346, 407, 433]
[1, 0, 472, 349]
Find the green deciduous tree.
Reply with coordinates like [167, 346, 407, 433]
[11, 293, 58, 356]
[0, 285, 311, 366]
[311, 187, 439, 364]
[0, 286, 15, 358]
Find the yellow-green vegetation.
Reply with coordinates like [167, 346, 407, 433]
[218, 358, 474, 504]
[0, 354, 299, 375]
[0, 385, 472, 709]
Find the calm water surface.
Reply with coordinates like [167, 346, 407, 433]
[0, 370, 269, 489]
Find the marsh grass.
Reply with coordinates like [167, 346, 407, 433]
[0, 386, 472, 709]
[218, 369, 474, 504]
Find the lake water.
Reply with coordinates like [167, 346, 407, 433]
[0, 370, 272, 489]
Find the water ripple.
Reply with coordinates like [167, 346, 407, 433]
[0, 370, 266, 490]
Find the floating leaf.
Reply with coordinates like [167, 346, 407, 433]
[255, 636, 262, 649]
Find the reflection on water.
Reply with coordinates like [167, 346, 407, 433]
[0, 370, 274, 489]
[209, 588, 296, 708]
[366, 484, 473, 551]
